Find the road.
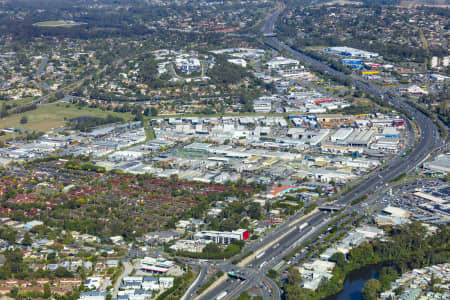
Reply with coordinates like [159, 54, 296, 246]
[196, 211, 331, 300]
[261, 3, 443, 207]
[181, 265, 206, 300]
[34, 55, 48, 79]
[112, 260, 133, 298]
[191, 2, 443, 300]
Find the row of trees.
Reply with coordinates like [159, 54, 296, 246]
[67, 114, 124, 132]
[175, 240, 245, 259]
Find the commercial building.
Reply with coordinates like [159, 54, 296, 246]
[382, 127, 400, 138]
[370, 138, 400, 153]
[382, 206, 411, 218]
[266, 56, 300, 69]
[375, 215, 410, 226]
[83, 277, 102, 290]
[194, 229, 249, 244]
[169, 239, 212, 253]
[140, 257, 174, 274]
[227, 58, 247, 68]
[299, 260, 336, 291]
[175, 57, 201, 74]
[375, 206, 411, 226]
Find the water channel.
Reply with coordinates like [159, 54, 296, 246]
[323, 264, 382, 300]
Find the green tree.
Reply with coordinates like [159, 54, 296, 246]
[55, 266, 73, 278]
[267, 269, 278, 279]
[287, 268, 302, 285]
[1, 229, 16, 244]
[247, 202, 262, 220]
[0, 104, 8, 118]
[9, 287, 18, 298]
[4, 248, 27, 275]
[22, 232, 32, 246]
[285, 284, 307, 300]
[379, 267, 398, 291]
[362, 279, 381, 300]
[330, 252, 346, 268]
[20, 116, 28, 124]
[43, 283, 51, 298]
[134, 108, 144, 122]
[202, 243, 220, 255]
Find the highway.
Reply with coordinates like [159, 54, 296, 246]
[261, 4, 443, 208]
[195, 211, 334, 300]
[191, 3, 443, 300]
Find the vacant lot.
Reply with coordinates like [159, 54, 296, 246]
[0, 102, 133, 132]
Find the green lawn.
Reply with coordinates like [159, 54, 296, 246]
[0, 102, 133, 133]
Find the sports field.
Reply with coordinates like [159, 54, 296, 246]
[33, 20, 83, 27]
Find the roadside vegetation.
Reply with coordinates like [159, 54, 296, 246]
[157, 271, 195, 300]
[196, 270, 224, 296]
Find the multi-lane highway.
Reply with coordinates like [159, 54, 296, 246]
[261, 3, 443, 207]
[191, 3, 444, 300]
[196, 210, 331, 300]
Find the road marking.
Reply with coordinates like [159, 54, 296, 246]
[238, 208, 319, 267]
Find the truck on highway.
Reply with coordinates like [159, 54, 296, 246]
[216, 291, 227, 300]
[298, 222, 308, 231]
[255, 251, 265, 259]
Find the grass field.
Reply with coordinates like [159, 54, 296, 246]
[3, 97, 36, 106]
[33, 20, 83, 27]
[0, 132, 15, 142]
[0, 102, 133, 133]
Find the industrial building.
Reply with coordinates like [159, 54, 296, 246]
[341, 58, 364, 69]
[327, 46, 379, 59]
[253, 97, 273, 113]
